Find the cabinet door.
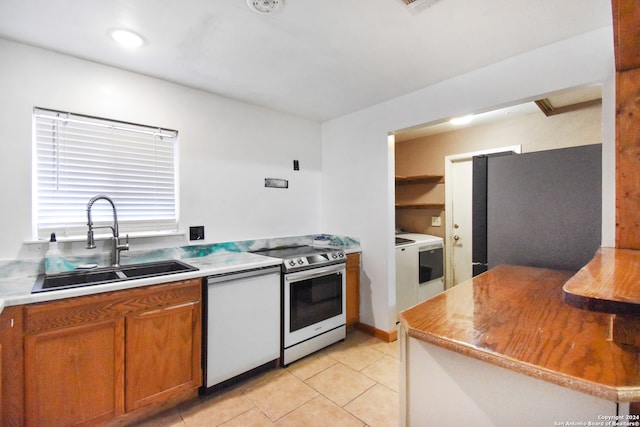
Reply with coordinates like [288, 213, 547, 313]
[125, 300, 201, 411]
[24, 318, 125, 427]
[0, 343, 3, 424]
[346, 253, 361, 326]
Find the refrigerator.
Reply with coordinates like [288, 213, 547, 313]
[471, 144, 601, 275]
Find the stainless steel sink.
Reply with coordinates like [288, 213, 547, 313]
[32, 260, 198, 293]
[118, 261, 197, 278]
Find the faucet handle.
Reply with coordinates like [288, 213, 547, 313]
[115, 234, 130, 251]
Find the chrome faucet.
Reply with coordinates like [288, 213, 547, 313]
[86, 195, 129, 267]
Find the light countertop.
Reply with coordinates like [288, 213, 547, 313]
[0, 243, 361, 314]
[0, 252, 282, 311]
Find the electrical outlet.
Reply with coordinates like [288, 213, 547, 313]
[293, 159, 299, 171]
[431, 216, 442, 227]
[189, 226, 205, 241]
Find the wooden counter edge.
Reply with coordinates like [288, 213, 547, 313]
[398, 307, 640, 403]
[563, 248, 640, 315]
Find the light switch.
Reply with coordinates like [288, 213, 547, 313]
[431, 216, 442, 227]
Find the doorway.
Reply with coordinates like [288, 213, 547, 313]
[393, 85, 602, 290]
[444, 145, 521, 288]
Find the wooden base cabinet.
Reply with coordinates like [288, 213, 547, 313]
[25, 318, 125, 426]
[346, 252, 361, 326]
[126, 300, 201, 411]
[2, 278, 202, 427]
[0, 343, 2, 423]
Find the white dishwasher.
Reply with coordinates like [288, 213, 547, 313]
[204, 266, 280, 390]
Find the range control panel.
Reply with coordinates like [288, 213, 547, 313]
[282, 250, 345, 272]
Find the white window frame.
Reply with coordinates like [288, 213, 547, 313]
[32, 107, 180, 240]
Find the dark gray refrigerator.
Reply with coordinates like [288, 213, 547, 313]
[471, 144, 601, 275]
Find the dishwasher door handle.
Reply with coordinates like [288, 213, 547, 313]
[207, 266, 280, 285]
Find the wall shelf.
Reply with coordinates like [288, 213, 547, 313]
[395, 175, 444, 185]
[395, 175, 445, 210]
[395, 203, 445, 210]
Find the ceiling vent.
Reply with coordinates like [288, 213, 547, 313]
[247, 0, 283, 14]
[401, 0, 441, 13]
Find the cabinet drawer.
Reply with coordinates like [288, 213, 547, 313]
[25, 278, 202, 333]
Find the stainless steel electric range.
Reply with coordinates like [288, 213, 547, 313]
[253, 245, 347, 365]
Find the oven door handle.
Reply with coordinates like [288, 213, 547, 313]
[285, 263, 345, 282]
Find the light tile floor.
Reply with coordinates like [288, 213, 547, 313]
[133, 329, 399, 427]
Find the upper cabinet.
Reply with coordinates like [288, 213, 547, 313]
[395, 175, 445, 209]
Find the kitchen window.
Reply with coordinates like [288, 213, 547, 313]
[32, 107, 179, 240]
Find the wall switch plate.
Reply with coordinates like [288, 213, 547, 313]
[431, 216, 442, 227]
[189, 226, 205, 241]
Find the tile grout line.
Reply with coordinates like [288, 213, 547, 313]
[213, 405, 259, 427]
[138, 330, 399, 426]
[295, 341, 398, 425]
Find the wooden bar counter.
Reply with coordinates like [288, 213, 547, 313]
[564, 248, 640, 315]
[398, 265, 640, 426]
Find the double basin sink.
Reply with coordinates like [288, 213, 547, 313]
[32, 260, 198, 293]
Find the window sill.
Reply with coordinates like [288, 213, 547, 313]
[26, 230, 186, 245]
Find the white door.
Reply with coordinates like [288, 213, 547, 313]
[450, 159, 473, 286]
[444, 145, 521, 288]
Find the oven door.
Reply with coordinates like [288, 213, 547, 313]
[419, 245, 444, 284]
[283, 263, 346, 348]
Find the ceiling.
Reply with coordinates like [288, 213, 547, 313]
[0, 0, 612, 122]
[394, 85, 603, 142]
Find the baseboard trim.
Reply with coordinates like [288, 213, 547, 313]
[354, 322, 398, 342]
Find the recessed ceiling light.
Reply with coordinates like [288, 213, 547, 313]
[450, 115, 475, 125]
[109, 29, 145, 48]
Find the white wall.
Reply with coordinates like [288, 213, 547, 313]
[0, 39, 322, 260]
[322, 27, 616, 333]
[0, 28, 617, 335]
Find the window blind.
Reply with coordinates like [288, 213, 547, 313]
[33, 108, 179, 240]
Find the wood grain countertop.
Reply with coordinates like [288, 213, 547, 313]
[563, 248, 640, 315]
[398, 265, 640, 402]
